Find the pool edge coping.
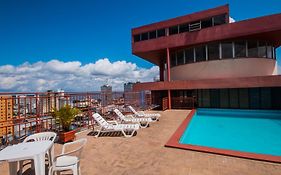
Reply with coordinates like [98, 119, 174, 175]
[164, 109, 281, 164]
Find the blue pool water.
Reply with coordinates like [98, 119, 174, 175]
[179, 108, 281, 156]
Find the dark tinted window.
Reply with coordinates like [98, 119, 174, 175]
[213, 14, 226, 26]
[208, 43, 220, 60]
[220, 89, 229, 108]
[169, 25, 178, 35]
[177, 50, 184, 65]
[260, 88, 271, 109]
[134, 35, 141, 42]
[235, 41, 246, 57]
[195, 45, 206, 62]
[140, 32, 148, 41]
[185, 48, 194, 63]
[170, 52, 177, 67]
[239, 88, 249, 109]
[248, 40, 258, 57]
[210, 89, 220, 108]
[229, 89, 239, 108]
[179, 23, 189, 33]
[258, 41, 266, 58]
[249, 88, 260, 109]
[221, 42, 233, 59]
[202, 89, 210, 107]
[157, 28, 166, 37]
[201, 18, 213, 28]
[149, 31, 156, 39]
[267, 45, 273, 58]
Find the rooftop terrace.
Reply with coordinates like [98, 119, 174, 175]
[1, 110, 280, 175]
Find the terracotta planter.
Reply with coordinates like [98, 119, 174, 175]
[59, 130, 76, 143]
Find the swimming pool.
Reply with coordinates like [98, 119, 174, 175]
[166, 109, 281, 163]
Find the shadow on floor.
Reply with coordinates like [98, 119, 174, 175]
[87, 131, 137, 137]
[19, 164, 49, 175]
[20, 166, 73, 175]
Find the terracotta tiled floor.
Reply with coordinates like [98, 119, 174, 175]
[1, 110, 281, 175]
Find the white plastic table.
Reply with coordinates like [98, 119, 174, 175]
[0, 140, 53, 175]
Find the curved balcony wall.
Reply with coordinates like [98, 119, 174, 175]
[165, 40, 277, 80]
[170, 58, 277, 80]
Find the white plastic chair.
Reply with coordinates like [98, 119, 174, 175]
[19, 132, 57, 175]
[128, 105, 161, 121]
[114, 109, 152, 128]
[48, 138, 87, 175]
[92, 113, 139, 138]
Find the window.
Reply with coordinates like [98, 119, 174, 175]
[177, 50, 184, 65]
[213, 14, 226, 26]
[201, 18, 213, 28]
[249, 88, 260, 109]
[221, 42, 233, 58]
[149, 30, 156, 39]
[267, 45, 273, 58]
[210, 89, 220, 108]
[235, 41, 246, 57]
[169, 25, 179, 35]
[208, 43, 220, 60]
[273, 47, 275, 59]
[134, 35, 141, 42]
[260, 88, 271, 109]
[239, 88, 249, 109]
[202, 89, 210, 107]
[195, 45, 206, 62]
[157, 28, 166, 37]
[258, 41, 267, 58]
[179, 23, 189, 33]
[189, 21, 201, 31]
[185, 48, 194, 63]
[219, 89, 229, 108]
[170, 52, 177, 67]
[229, 89, 239, 108]
[248, 40, 258, 57]
[140, 32, 148, 41]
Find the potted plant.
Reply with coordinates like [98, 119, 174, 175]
[52, 105, 81, 143]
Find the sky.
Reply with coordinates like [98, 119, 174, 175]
[0, 0, 280, 92]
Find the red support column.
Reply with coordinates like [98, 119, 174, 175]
[168, 90, 171, 109]
[159, 61, 164, 81]
[166, 48, 171, 82]
[166, 48, 171, 109]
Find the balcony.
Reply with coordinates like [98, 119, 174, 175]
[0, 91, 152, 146]
[1, 110, 280, 174]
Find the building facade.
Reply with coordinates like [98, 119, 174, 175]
[132, 5, 281, 110]
[0, 96, 13, 141]
[124, 82, 140, 106]
[101, 85, 113, 106]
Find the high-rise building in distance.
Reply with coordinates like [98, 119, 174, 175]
[101, 85, 112, 106]
[0, 96, 14, 142]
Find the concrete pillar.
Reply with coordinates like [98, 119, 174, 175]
[166, 48, 171, 82]
[168, 90, 171, 109]
[166, 48, 172, 109]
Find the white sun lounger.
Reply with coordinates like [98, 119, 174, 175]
[113, 109, 152, 128]
[92, 113, 139, 138]
[128, 105, 161, 121]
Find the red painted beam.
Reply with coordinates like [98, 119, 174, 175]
[133, 75, 281, 91]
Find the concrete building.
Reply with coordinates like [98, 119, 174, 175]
[124, 82, 139, 106]
[101, 85, 112, 106]
[0, 96, 14, 142]
[132, 5, 281, 110]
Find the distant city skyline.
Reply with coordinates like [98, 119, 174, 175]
[0, 0, 280, 92]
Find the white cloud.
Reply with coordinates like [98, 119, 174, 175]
[229, 17, 235, 23]
[0, 58, 159, 92]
